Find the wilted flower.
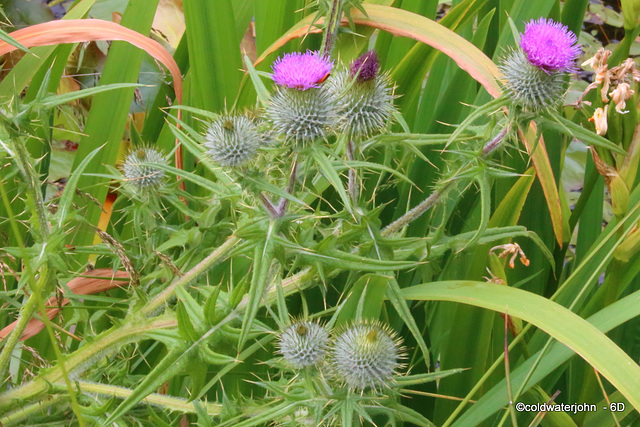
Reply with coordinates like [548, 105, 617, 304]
[122, 146, 167, 191]
[499, 19, 580, 111]
[581, 48, 612, 103]
[272, 51, 333, 90]
[204, 114, 261, 167]
[331, 321, 404, 391]
[328, 51, 396, 138]
[520, 18, 581, 73]
[589, 106, 609, 135]
[278, 320, 329, 369]
[610, 82, 634, 113]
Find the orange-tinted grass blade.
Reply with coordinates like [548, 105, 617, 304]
[0, 269, 130, 341]
[0, 18, 184, 174]
[255, 4, 501, 98]
[520, 124, 564, 247]
[88, 191, 118, 266]
[0, 19, 182, 104]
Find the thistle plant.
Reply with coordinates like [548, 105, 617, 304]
[267, 51, 337, 143]
[500, 18, 581, 111]
[3, 2, 640, 426]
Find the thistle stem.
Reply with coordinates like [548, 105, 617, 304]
[347, 139, 358, 203]
[260, 193, 279, 218]
[381, 181, 453, 237]
[141, 235, 242, 316]
[320, 0, 344, 57]
[381, 126, 509, 237]
[276, 156, 299, 216]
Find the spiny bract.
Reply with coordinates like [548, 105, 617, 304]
[122, 147, 167, 190]
[327, 69, 395, 138]
[330, 321, 403, 391]
[500, 48, 566, 111]
[204, 114, 262, 167]
[267, 87, 337, 143]
[278, 320, 329, 369]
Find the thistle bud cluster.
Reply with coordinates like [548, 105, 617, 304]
[267, 50, 396, 143]
[499, 18, 581, 111]
[198, 50, 395, 170]
[276, 319, 404, 392]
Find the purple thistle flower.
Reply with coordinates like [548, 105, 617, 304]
[271, 51, 333, 90]
[519, 18, 581, 73]
[350, 50, 380, 81]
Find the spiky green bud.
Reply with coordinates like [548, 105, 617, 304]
[278, 320, 329, 369]
[267, 87, 337, 143]
[204, 114, 262, 167]
[122, 147, 167, 191]
[499, 49, 566, 111]
[327, 69, 395, 138]
[330, 320, 403, 391]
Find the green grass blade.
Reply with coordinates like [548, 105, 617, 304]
[452, 287, 640, 425]
[403, 281, 640, 412]
[69, 0, 159, 252]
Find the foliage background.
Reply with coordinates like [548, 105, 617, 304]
[0, 0, 639, 425]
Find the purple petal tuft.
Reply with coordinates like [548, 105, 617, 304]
[271, 51, 333, 90]
[519, 18, 581, 72]
[350, 51, 380, 81]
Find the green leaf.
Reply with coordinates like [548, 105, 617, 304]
[454, 288, 640, 425]
[386, 277, 430, 368]
[36, 83, 144, 109]
[334, 274, 388, 326]
[239, 222, 277, 349]
[204, 287, 221, 325]
[402, 281, 640, 412]
[176, 301, 199, 341]
[310, 145, 353, 214]
[545, 112, 627, 155]
[243, 55, 270, 106]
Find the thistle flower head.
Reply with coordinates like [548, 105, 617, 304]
[278, 320, 329, 369]
[499, 48, 567, 111]
[122, 146, 167, 190]
[350, 50, 380, 82]
[204, 114, 262, 167]
[272, 51, 333, 90]
[331, 320, 404, 391]
[520, 18, 581, 73]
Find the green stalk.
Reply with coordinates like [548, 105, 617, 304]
[320, 0, 344, 57]
[54, 380, 223, 415]
[0, 163, 50, 380]
[0, 395, 64, 426]
[141, 235, 242, 316]
[0, 315, 177, 410]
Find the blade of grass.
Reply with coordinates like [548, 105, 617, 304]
[402, 281, 640, 412]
